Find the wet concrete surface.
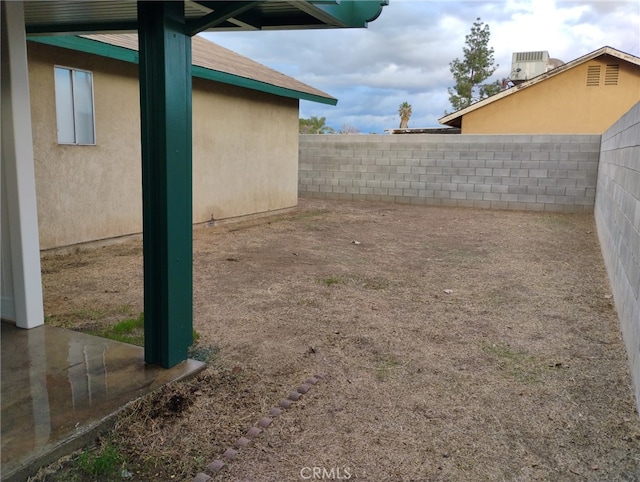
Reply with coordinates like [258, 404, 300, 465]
[1, 322, 205, 481]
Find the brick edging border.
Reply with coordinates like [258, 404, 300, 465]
[193, 373, 326, 481]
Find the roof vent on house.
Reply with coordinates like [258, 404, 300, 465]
[510, 51, 554, 85]
[605, 64, 620, 85]
[586, 65, 601, 86]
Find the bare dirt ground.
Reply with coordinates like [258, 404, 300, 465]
[39, 198, 640, 481]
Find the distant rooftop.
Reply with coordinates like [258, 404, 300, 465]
[385, 127, 461, 135]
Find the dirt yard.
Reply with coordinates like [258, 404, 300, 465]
[39, 198, 640, 481]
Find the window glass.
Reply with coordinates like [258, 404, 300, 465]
[73, 70, 95, 144]
[54, 66, 95, 145]
[54, 67, 75, 144]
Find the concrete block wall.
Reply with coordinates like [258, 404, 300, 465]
[299, 134, 601, 212]
[594, 101, 640, 412]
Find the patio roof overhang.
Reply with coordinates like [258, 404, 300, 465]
[23, 0, 388, 35]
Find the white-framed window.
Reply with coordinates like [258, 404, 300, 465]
[54, 66, 96, 145]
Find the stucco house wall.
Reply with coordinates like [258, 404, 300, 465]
[28, 42, 142, 250]
[462, 55, 640, 134]
[192, 78, 298, 222]
[27, 41, 299, 250]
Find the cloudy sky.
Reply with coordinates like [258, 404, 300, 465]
[202, 0, 640, 134]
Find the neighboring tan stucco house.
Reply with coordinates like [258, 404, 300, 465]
[439, 46, 640, 134]
[26, 34, 335, 250]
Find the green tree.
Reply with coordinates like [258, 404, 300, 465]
[398, 101, 412, 128]
[299, 116, 334, 134]
[447, 18, 501, 112]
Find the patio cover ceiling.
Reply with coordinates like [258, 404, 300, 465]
[24, 0, 388, 36]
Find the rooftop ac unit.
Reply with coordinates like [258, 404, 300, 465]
[510, 51, 550, 84]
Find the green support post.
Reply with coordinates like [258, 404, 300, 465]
[137, 1, 193, 368]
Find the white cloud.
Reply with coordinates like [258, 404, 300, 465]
[202, 0, 640, 134]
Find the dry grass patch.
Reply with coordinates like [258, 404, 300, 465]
[39, 198, 640, 481]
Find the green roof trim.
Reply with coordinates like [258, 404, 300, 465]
[309, 0, 388, 27]
[26, 21, 139, 35]
[27, 35, 337, 106]
[191, 65, 337, 105]
[29, 35, 140, 64]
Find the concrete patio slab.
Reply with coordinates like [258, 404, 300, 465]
[1, 322, 205, 481]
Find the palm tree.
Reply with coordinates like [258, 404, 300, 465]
[299, 116, 334, 134]
[398, 102, 412, 128]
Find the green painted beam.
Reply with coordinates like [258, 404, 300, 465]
[27, 35, 335, 105]
[138, 1, 193, 368]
